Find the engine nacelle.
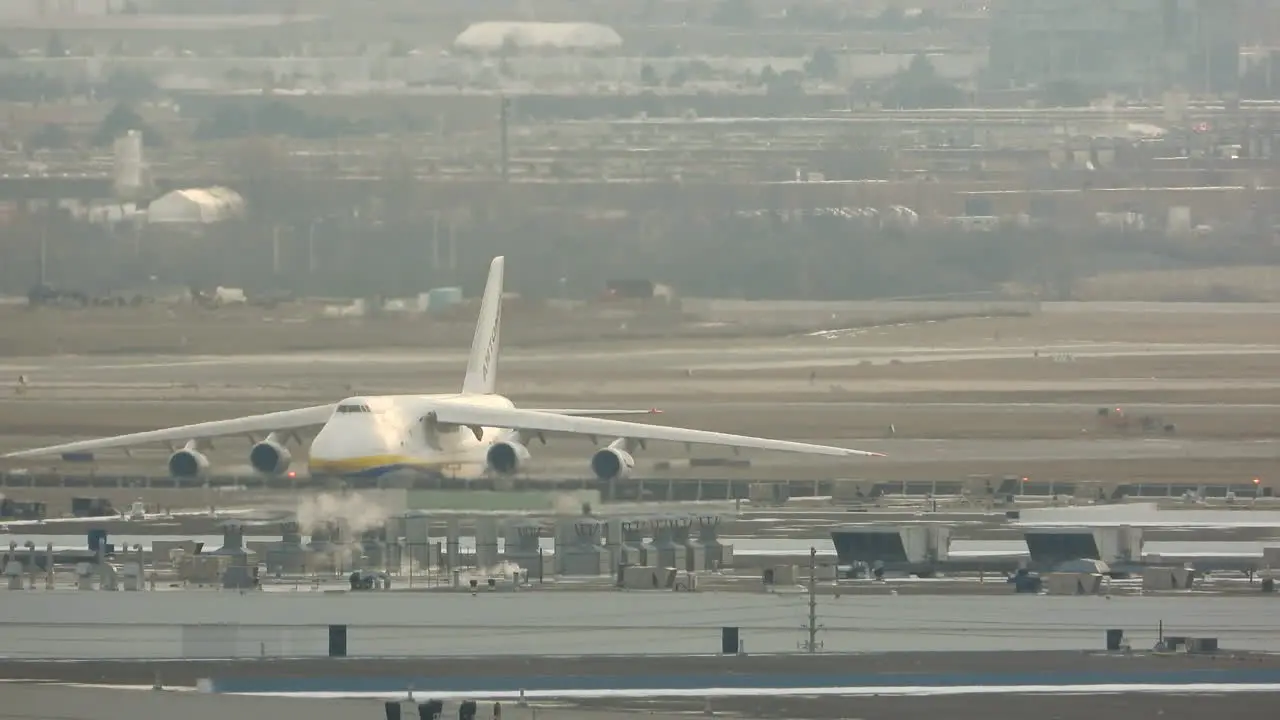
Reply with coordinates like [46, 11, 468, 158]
[486, 441, 531, 475]
[590, 447, 635, 481]
[249, 440, 292, 475]
[167, 449, 210, 478]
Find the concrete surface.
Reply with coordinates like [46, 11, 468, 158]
[572, 692, 1280, 720]
[4, 651, 1280, 686]
[3, 679, 1275, 720]
[0, 684, 690, 720]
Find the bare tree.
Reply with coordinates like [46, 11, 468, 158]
[225, 136, 297, 220]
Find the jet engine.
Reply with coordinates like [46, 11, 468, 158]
[487, 441, 531, 475]
[590, 447, 635, 481]
[168, 448, 210, 478]
[249, 440, 292, 475]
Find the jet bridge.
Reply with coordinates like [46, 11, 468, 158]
[830, 524, 953, 577]
[1022, 526, 1143, 573]
[830, 523, 1148, 578]
[831, 521, 1265, 579]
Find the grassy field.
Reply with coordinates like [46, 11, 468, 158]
[1074, 266, 1280, 302]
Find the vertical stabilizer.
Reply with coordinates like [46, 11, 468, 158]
[461, 255, 504, 395]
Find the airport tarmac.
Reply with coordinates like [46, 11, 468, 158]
[4, 340, 1280, 387]
[9, 651, 1276, 685]
[3, 676, 1276, 720]
[7, 649, 1280, 720]
[0, 684, 697, 720]
[4, 307, 1280, 488]
[566, 692, 1280, 720]
[4, 307, 1280, 717]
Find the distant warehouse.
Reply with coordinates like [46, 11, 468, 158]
[453, 21, 623, 54]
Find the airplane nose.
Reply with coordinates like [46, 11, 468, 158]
[307, 415, 395, 475]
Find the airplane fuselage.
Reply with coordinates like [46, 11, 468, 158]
[306, 394, 516, 478]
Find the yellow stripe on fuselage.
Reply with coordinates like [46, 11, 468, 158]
[307, 454, 451, 475]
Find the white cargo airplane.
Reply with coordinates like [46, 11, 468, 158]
[3, 256, 882, 481]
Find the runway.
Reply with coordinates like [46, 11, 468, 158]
[5, 340, 1280, 376]
[795, 437, 1280, 462]
[581, 691, 1280, 720]
[5, 340, 1280, 421]
[8, 651, 1280, 686]
[5, 667, 1279, 720]
[0, 684, 694, 720]
[13, 378, 1280, 399]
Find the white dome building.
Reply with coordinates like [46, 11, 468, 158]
[453, 21, 623, 53]
[147, 186, 245, 225]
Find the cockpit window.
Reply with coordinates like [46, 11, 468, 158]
[336, 403, 371, 413]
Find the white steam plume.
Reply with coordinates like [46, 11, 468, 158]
[455, 559, 526, 586]
[551, 492, 586, 516]
[295, 492, 391, 536]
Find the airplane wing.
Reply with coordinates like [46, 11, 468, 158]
[526, 408, 662, 417]
[0, 404, 336, 459]
[432, 404, 882, 458]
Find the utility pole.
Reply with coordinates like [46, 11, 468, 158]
[803, 545, 822, 653]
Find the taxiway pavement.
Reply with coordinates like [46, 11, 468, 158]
[0, 684, 696, 720]
[5, 340, 1280, 381]
[2, 680, 1271, 720]
[4, 651, 1278, 686]
[571, 692, 1280, 720]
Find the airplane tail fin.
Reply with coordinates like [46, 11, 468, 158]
[461, 255, 504, 395]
